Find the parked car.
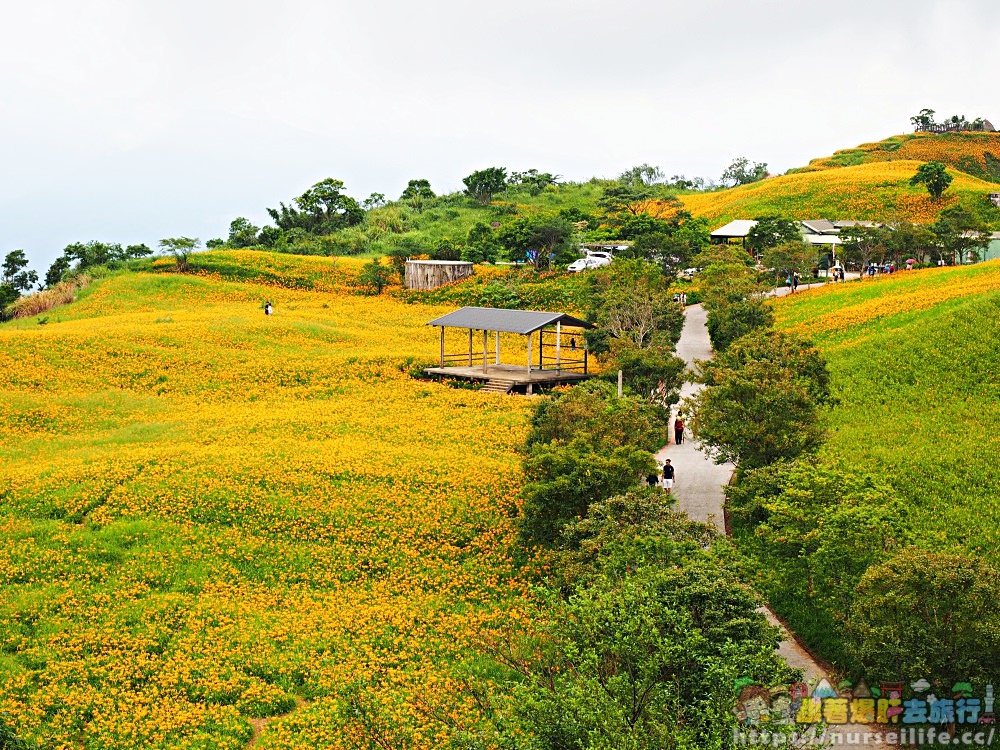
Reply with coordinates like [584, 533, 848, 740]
[567, 257, 595, 272]
[567, 251, 613, 273]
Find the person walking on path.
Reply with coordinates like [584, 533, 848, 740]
[674, 414, 685, 445]
[264, 301, 273, 316]
[681, 291, 687, 307]
[661, 459, 675, 494]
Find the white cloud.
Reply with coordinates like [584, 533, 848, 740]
[1, 0, 998, 268]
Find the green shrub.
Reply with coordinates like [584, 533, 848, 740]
[848, 548, 1000, 684]
[705, 299, 774, 351]
[526, 380, 669, 453]
[493, 565, 789, 750]
[728, 460, 906, 664]
[518, 439, 653, 547]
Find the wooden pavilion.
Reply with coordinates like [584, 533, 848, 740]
[424, 306, 594, 394]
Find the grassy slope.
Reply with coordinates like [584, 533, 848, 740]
[0, 256, 541, 748]
[772, 262, 1000, 556]
[790, 131, 1000, 183]
[364, 181, 608, 252]
[678, 160, 1000, 227]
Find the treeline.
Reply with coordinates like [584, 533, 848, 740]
[685, 251, 1000, 684]
[460, 260, 792, 747]
[0, 238, 205, 320]
[208, 165, 730, 271]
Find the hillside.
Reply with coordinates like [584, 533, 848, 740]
[0, 256, 542, 747]
[791, 131, 1000, 183]
[757, 262, 1000, 662]
[678, 160, 1000, 226]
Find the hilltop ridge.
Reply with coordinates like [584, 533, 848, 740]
[790, 131, 1000, 182]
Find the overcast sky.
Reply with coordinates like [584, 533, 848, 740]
[2, 0, 998, 270]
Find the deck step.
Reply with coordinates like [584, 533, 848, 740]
[480, 378, 516, 394]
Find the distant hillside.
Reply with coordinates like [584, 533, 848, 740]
[791, 131, 1000, 183]
[677, 160, 1000, 227]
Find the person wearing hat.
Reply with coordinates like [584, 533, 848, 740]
[661, 459, 675, 493]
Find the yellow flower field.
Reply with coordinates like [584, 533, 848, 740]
[773, 260, 1000, 339]
[0, 260, 542, 748]
[796, 131, 1000, 182]
[678, 160, 1000, 225]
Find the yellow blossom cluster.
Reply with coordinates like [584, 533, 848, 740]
[0, 262, 540, 748]
[800, 132, 1000, 182]
[679, 161, 1000, 225]
[773, 261, 1000, 339]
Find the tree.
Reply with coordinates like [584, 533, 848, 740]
[728, 459, 906, 663]
[526, 381, 670, 454]
[357, 258, 393, 295]
[528, 218, 573, 269]
[462, 167, 507, 206]
[1, 250, 38, 294]
[931, 205, 989, 264]
[489, 563, 788, 750]
[597, 183, 654, 216]
[158, 237, 200, 270]
[848, 549, 1000, 684]
[399, 179, 435, 211]
[617, 163, 665, 188]
[44, 256, 71, 288]
[124, 244, 152, 260]
[267, 178, 364, 234]
[430, 239, 461, 261]
[746, 215, 800, 255]
[518, 439, 653, 546]
[910, 161, 953, 201]
[686, 329, 830, 468]
[602, 345, 686, 405]
[840, 224, 889, 272]
[463, 222, 500, 264]
[760, 241, 815, 284]
[721, 157, 768, 187]
[507, 169, 560, 195]
[909, 108, 936, 130]
[362, 192, 386, 210]
[705, 299, 774, 352]
[227, 217, 260, 248]
[885, 219, 936, 264]
[591, 260, 684, 350]
[693, 245, 765, 314]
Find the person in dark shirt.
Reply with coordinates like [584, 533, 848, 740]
[662, 459, 675, 493]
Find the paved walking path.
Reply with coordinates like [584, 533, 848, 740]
[655, 304, 887, 746]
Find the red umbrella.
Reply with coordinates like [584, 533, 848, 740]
[905, 258, 917, 264]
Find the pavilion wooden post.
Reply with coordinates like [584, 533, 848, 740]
[555, 321, 561, 370]
[526, 333, 532, 373]
[482, 329, 488, 373]
[584, 346, 589, 374]
[439, 327, 445, 367]
[494, 331, 500, 365]
[467, 329, 473, 366]
[539, 329, 543, 369]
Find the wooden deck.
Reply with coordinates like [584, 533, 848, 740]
[424, 364, 592, 387]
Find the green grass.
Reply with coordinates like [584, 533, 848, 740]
[744, 263, 1000, 667]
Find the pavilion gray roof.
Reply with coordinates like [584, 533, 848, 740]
[427, 306, 593, 334]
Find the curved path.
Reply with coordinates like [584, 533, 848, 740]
[656, 303, 887, 746]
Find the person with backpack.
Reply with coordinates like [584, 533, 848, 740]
[674, 414, 685, 445]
